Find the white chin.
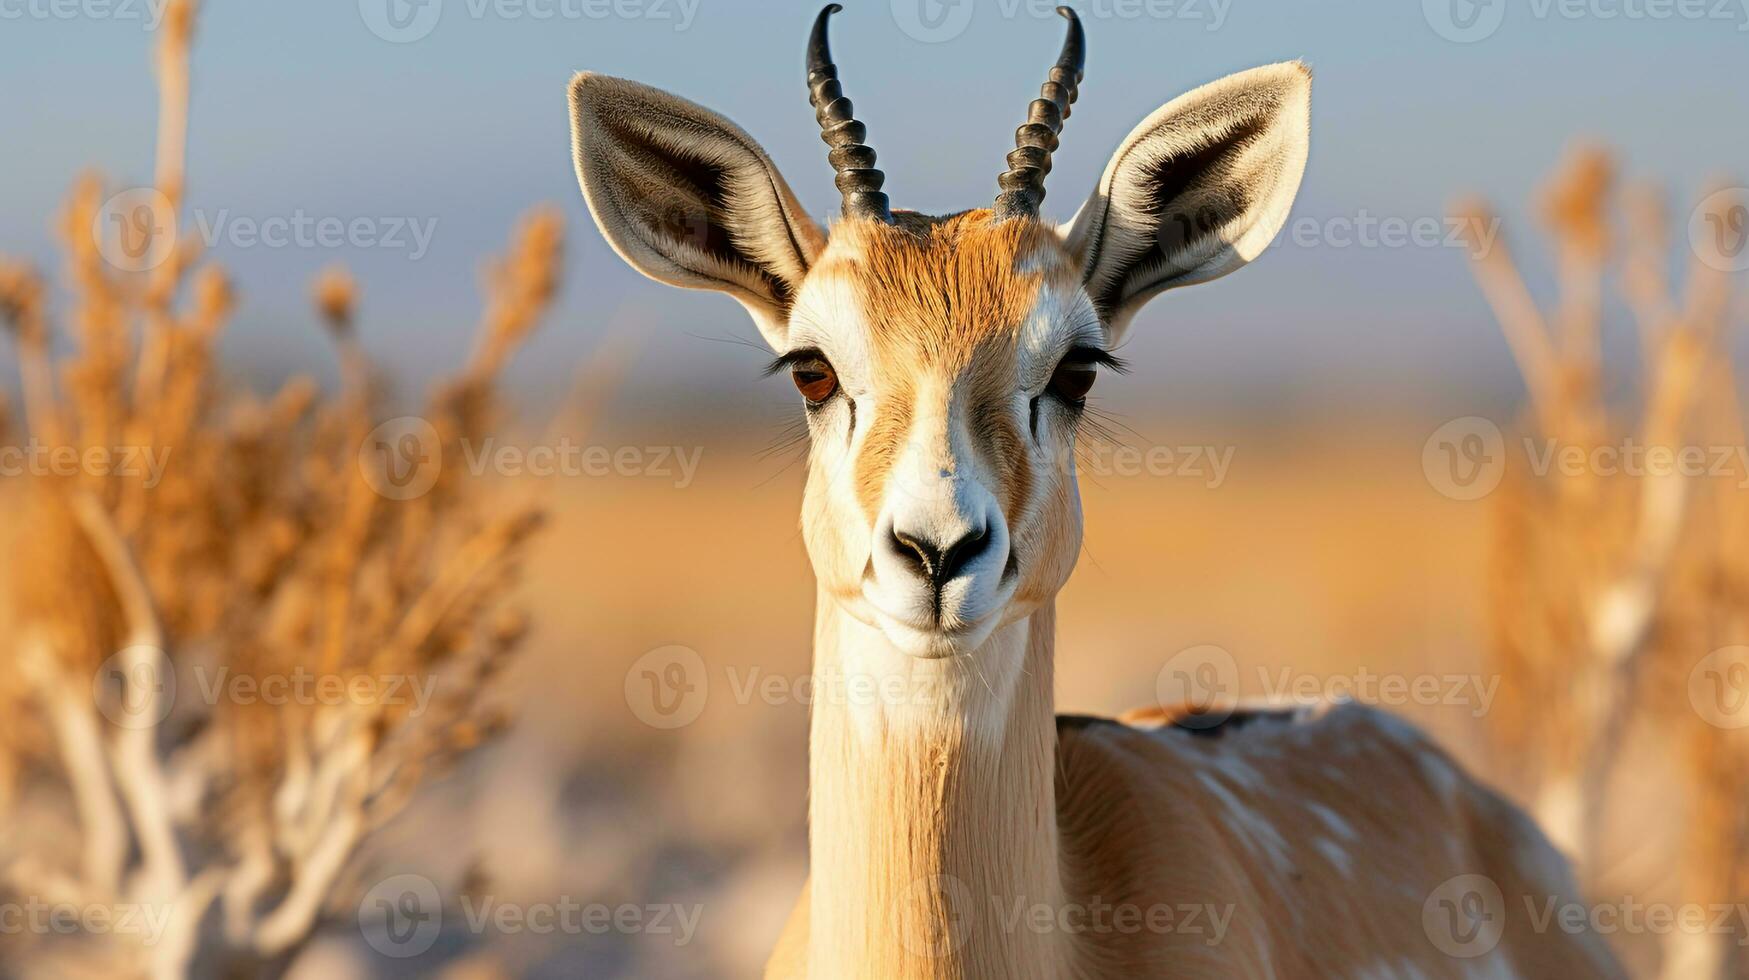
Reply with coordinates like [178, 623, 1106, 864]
[874, 610, 1002, 659]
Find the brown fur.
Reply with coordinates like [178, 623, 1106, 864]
[820, 212, 1076, 524]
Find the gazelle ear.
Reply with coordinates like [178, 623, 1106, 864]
[569, 72, 827, 349]
[1061, 62, 1311, 341]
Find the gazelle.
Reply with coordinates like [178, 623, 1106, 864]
[568, 6, 1623, 978]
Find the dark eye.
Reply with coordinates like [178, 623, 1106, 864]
[1048, 361, 1097, 403]
[791, 360, 838, 403]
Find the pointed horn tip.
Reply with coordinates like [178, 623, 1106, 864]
[1055, 5, 1076, 20]
[822, 3, 843, 16]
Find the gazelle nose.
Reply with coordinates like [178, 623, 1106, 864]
[889, 525, 991, 591]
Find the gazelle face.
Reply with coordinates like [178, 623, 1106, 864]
[568, 7, 1311, 660]
[784, 215, 1109, 658]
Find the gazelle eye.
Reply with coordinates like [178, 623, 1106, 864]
[1048, 361, 1097, 403]
[791, 360, 838, 403]
[1046, 344, 1124, 406]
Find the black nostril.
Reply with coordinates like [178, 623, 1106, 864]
[935, 527, 989, 586]
[889, 528, 935, 580]
[890, 526, 989, 590]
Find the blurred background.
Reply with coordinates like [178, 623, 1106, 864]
[1, 0, 1747, 977]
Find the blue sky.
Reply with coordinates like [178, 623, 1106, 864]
[1, 0, 1745, 420]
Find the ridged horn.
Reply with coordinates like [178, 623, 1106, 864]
[992, 6, 1085, 222]
[807, 4, 893, 223]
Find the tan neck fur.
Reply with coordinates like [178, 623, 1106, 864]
[806, 593, 1068, 979]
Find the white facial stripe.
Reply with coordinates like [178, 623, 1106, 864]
[787, 266, 874, 398]
[1018, 281, 1105, 393]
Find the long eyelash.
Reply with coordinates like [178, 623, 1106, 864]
[1060, 345, 1129, 373]
[763, 347, 830, 377]
[1071, 403, 1128, 449]
[757, 413, 811, 462]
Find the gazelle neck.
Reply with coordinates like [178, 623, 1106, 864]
[806, 591, 1069, 979]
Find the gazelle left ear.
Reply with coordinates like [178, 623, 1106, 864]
[569, 71, 826, 349]
[1061, 62, 1311, 341]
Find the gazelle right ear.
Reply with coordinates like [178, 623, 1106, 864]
[569, 72, 827, 348]
[1061, 62, 1311, 342]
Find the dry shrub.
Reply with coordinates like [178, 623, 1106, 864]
[0, 1, 564, 976]
[1459, 148, 1748, 975]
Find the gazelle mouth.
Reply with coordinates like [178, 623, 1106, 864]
[856, 573, 1019, 660]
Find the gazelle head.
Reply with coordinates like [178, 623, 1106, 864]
[570, 6, 1309, 660]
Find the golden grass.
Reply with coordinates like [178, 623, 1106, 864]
[0, 1, 564, 974]
[1460, 148, 1748, 971]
